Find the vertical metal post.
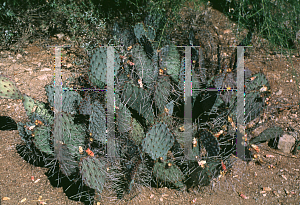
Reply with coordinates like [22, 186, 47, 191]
[46, 45, 71, 157]
[184, 46, 192, 160]
[236, 46, 245, 159]
[107, 46, 116, 158]
[53, 47, 63, 156]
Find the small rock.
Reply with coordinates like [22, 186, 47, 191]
[41, 68, 52, 71]
[263, 187, 272, 191]
[275, 89, 282, 95]
[37, 74, 51, 81]
[55, 33, 65, 39]
[273, 191, 280, 197]
[277, 133, 296, 153]
[67, 63, 73, 68]
[223, 29, 231, 34]
[16, 53, 22, 59]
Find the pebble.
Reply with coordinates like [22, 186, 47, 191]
[275, 89, 282, 95]
[16, 54, 22, 59]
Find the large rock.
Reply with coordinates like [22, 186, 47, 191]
[277, 133, 296, 154]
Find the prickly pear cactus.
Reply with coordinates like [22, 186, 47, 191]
[249, 126, 283, 145]
[88, 100, 106, 144]
[1, 20, 274, 204]
[88, 47, 121, 89]
[116, 94, 132, 133]
[198, 130, 220, 157]
[129, 118, 144, 145]
[88, 47, 107, 89]
[130, 43, 158, 85]
[22, 94, 54, 125]
[121, 83, 155, 125]
[33, 125, 53, 156]
[228, 72, 270, 124]
[160, 44, 181, 83]
[142, 122, 174, 160]
[0, 75, 22, 99]
[134, 22, 156, 42]
[54, 112, 86, 176]
[80, 157, 107, 193]
[154, 76, 171, 113]
[45, 84, 82, 115]
[153, 161, 185, 189]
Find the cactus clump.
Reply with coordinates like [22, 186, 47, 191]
[1, 20, 274, 204]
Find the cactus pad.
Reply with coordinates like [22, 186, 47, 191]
[134, 22, 156, 42]
[121, 83, 155, 124]
[142, 122, 174, 160]
[249, 126, 283, 145]
[154, 76, 171, 114]
[160, 44, 181, 83]
[80, 157, 106, 193]
[197, 130, 220, 157]
[153, 161, 184, 189]
[88, 101, 106, 144]
[129, 118, 144, 145]
[0, 75, 22, 99]
[33, 125, 53, 156]
[131, 44, 158, 85]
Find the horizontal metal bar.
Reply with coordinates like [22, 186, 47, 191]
[230, 45, 253, 47]
[46, 45, 72, 48]
[192, 88, 237, 91]
[176, 46, 201, 47]
[62, 88, 107, 91]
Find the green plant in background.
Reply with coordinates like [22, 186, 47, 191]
[202, 0, 300, 52]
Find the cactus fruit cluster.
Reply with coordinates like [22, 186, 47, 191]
[0, 20, 272, 203]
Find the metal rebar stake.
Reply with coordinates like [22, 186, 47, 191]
[47, 46, 65, 156]
[236, 46, 245, 159]
[234, 45, 252, 161]
[106, 46, 116, 158]
[184, 46, 192, 160]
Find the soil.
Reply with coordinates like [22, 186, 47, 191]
[0, 3, 300, 205]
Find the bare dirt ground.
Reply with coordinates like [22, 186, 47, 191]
[0, 4, 300, 205]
